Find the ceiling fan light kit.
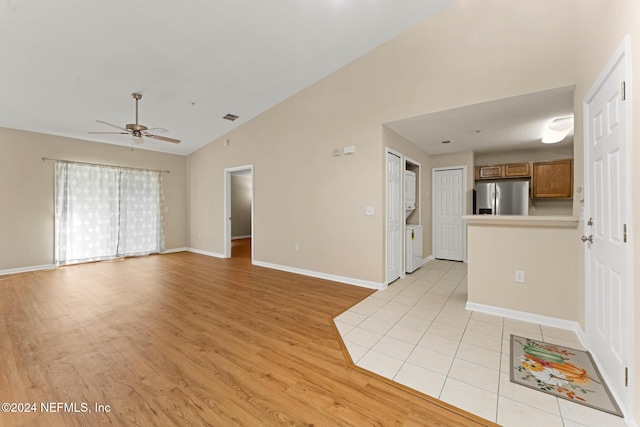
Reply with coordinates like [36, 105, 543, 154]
[89, 93, 181, 145]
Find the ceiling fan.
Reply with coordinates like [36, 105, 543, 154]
[89, 93, 181, 144]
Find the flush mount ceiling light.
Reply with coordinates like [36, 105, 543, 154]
[542, 116, 574, 144]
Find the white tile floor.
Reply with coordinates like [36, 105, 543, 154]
[334, 259, 627, 427]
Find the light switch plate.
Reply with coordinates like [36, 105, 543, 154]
[343, 145, 356, 155]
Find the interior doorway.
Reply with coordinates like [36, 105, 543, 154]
[224, 165, 254, 260]
[231, 238, 252, 260]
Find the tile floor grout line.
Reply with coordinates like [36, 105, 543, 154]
[338, 263, 624, 426]
[389, 261, 464, 383]
[436, 272, 472, 399]
[357, 262, 440, 365]
[339, 259, 624, 426]
[495, 316, 507, 425]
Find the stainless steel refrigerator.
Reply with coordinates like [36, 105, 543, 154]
[475, 181, 529, 215]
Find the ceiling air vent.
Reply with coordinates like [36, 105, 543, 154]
[223, 113, 239, 121]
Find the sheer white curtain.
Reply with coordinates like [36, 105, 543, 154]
[118, 168, 164, 256]
[55, 161, 165, 266]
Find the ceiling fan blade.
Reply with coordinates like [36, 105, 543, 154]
[146, 134, 181, 144]
[89, 131, 129, 135]
[145, 127, 168, 133]
[96, 120, 128, 132]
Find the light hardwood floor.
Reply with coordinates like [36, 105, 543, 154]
[0, 240, 495, 426]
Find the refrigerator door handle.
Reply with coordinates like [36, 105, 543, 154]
[492, 187, 498, 215]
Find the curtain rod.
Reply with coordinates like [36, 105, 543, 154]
[42, 157, 170, 174]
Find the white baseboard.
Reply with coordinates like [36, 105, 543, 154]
[423, 255, 435, 264]
[232, 235, 251, 240]
[160, 250, 385, 290]
[465, 304, 640, 425]
[187, 248, 225, 258]
[465, 301, 586, 347]
[163, 247, 189, 254]
[0, 264, 56, 276]
[1, 250, 193, 274]
[252, 260, 385, 290]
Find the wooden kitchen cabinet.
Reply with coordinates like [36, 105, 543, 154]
[532, 159, 573, 198]
[504, 162, 530, 177]
[476, 162, 531, 180]
[475, 165, 503, 179]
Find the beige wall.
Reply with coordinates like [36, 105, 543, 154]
[527, 200, 573, 217]
[0, 127, 188, 271]
[467, 223, 580, 321]
[231, 175, 252, 238]
[188, 0, 579, 285]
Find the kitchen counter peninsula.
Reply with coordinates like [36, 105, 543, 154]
[461, 215, 579, 227]
[462, 214, 582, 324]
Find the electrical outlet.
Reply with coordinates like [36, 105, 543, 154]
[295, 243, 300, 251]
[515, 270, 525, 283]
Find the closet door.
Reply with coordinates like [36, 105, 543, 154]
[434, 168, 463, 261]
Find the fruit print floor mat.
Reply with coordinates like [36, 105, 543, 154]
[510, 335, 623, 417]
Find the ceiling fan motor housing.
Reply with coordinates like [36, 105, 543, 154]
[126, 124, 148, 132]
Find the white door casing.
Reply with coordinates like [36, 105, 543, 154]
[386, 150, 402, 284]
[584, 37, 632, 417]
[433, 167, 465, 261]
[224, 165, 254, 260]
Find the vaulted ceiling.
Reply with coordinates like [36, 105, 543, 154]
[0, 0, 455, 155]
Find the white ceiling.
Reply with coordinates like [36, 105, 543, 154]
[0, 0, 456, 155]
[385, 86, 575, 156]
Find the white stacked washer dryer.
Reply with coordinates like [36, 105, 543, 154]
[404, 170, 422, 273]
[404, 170, 416, 218]
[405, 224, 422, 273]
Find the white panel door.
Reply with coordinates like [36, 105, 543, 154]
[386, 152, 401, 283]
[585, 42, 630, 412]
[434, 168, 463, 261]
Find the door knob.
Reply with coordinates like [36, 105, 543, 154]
[581, 235, 593, 243]
[587, 217, 594, 226]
